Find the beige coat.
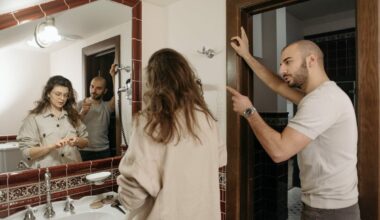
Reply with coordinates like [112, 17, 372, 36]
[117, 110, 227, 220]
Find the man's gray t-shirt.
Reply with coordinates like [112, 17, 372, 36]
[288, 81, 358, 209]
[78, 100, 112, 152]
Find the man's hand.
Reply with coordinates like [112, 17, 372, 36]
[226, 86, 254, 115]
[80, 98, 92, 116]
[109, 63, 118, 78]
[230, 27, 250, 59]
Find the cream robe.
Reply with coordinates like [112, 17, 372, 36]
[117, 110, 227, 220]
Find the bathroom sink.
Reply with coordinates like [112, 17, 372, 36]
[56, 211, 114, 220]
[5, 192, 127, 220]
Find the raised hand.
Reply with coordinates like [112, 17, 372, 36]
[80, 98, 92, 116]
[230, 27, 250, 59]
[226, 86, 253, 115]
[109, 63, 118, 77]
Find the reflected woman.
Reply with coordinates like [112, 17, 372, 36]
[17, 75, 88, 168]
[117, 48, 227, 220]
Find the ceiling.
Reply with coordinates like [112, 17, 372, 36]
[0, 0, 132, 52]
[287, 0, 355, 20]
[0, 0, 53, 14]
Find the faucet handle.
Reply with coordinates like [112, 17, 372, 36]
[64, 196, 75, 213]
[24, 205, 36, 220]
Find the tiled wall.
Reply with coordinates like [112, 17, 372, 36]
[0, 156, 121, 218]
[253, 113, 288, 220]
[0, 136, 16, 144]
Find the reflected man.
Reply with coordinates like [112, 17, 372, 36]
[78, 64, 117, 161]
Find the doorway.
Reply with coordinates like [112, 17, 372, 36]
[82, 35, 121, 157]
[226, 0, 379, 219]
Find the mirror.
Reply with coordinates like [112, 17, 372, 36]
[0, 0, 133, 172]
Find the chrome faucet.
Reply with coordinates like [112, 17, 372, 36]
[44, 168, 55, 218]
[64, 196, 75, 213]
[17, 160, 30, 170]
[24, 205, 35, 220]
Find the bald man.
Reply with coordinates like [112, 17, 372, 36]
[228, 27, 360, 220]
[78, 64, 117, 161]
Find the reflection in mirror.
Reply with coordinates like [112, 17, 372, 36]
[0, 0, 132, 172]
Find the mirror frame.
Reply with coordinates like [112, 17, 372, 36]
[0, 0, 142, 163]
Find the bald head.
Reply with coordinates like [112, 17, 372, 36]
[283, 40, 324, 65]
[91, 76, 107, 88]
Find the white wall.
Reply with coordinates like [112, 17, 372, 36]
[0, 48, 50, 135]
[142, 0, 227, 139]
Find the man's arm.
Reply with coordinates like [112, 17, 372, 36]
[231, 27, 304, 105]
[227, 86, 310, 162]
[108, 63, 117, 111]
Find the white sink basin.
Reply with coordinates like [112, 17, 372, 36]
[5, 192, 128, 220]
[57, 211, 114, 220]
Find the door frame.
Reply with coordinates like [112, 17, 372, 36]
[82, 35, 121, 155]
[226, 0, 380, 219]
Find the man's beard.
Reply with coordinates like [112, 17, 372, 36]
[289, 61, 308, 89]
[91, 93, 103, 100]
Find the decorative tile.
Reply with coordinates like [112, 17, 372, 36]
[132, 60, 141, 81]
[92, 185, 113, 196]
[0, 209, 8, 219]
[8, 198, 39, 214]
[91, 158, 112, 172]
[123, 0, 139, 7]
[132, 101, 141, 113]
[41, 190, 67, 203]
[112, 168, 120, 180]
[132, 1, 141, 19]
[40, 0, 69, 16]
[132, 18, 141, 40]
[0, 190, 7, 203]
[7, 135, 16, 141]
[13, 6, 44, 24]
[41, 164, 67, 180]
[111, 156, 122, 169]
[67, 161, 91, 176]
[67, 185, 91, 199]
[132, 39, 141, 61]
[8, 184, 39, 202]
[67, 175, 88, 189]
[40, 178, 67, 194]
[64, 0, 89, 9]
[0, 13, 18, 30]
[0, 136, 7, 142]
[132, 80, 141, 101]
[8, 169, 39, 188]
[0, 173, 8, 189]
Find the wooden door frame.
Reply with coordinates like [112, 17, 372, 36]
[226, 0, 380, 219]
[82, 35, 121, 155]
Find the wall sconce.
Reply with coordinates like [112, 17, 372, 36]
[34, 17, 62, 48]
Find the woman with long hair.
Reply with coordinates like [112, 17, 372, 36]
[117, 48, 227, 220]
[17, 75, 88, 168]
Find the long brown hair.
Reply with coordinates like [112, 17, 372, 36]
[30, 75, 81, 128]
[143, 48, 216, 144]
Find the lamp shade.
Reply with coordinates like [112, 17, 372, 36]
[34, 17, 62, 48]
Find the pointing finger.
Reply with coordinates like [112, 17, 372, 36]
[226, 86, 241, 96]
